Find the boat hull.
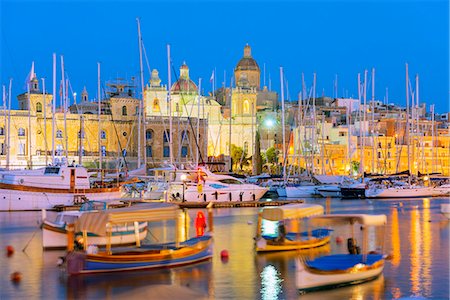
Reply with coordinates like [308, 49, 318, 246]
[285, 186, 317, 198]
[42, 221, 148, 249]
[0, 185, 122, 211]
[182, 185, 267, 202]
[66, 235, 213, 275]
[340, 187, 366, 199]
[365, 187, 434, 198]
[296, 256, 384, 292]
[256, 236, 330, 252]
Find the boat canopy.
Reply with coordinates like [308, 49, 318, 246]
[261, 203, 324, 221]
[310, 214, 387, 227]
[74, 203, 180, 236]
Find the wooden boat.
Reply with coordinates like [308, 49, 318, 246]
[296, 214, 387, 293]
[255, 203, 332, 252]
[440, 203, 450, 219]
[65, 202, 213, 275]
[42, 202, 148, 250]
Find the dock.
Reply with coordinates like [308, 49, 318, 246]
[53, 199, 303, 211]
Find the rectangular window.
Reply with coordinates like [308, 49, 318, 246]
[387, 152, 391, 158]
[101, 146, 106, 157]
[163, 146, 170, 157]
[181, 146, 188, 157]
[18, 142, 26, 155]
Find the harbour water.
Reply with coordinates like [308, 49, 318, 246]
[1, 197, 449, 299]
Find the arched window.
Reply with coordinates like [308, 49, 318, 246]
[56, 129, 62, 138]
[122, 106, 127, 116]
[243, 100, 250, 114]
[181, 130, 189, 142]
[100, 130, 106, 139]
[153, 98, 160, 112]
[18, 128, 25, 137]
[36, 102, 42, 113]
[146, 129, 153, 140]
[163, 130, 170, 143]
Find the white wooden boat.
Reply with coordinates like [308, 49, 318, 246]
[296, 214, 387, 293]
[440, 204, 450, 219]
[0, 165, 122, 211]
[42, 203, 148, 249]
[255, 203, 332, 252]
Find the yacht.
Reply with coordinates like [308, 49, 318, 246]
[0, 165, 122, 211]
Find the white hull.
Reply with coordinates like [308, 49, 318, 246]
[317, 186, 341, 198]
[276, 187, 287, 197]
[365, 186, 434, 198]
[42, 220, 148, 249]
[286, 186, 317, 198]
[0, 188, 122, 211]
[433, 184, 450, 197]
[296, 258, 384, 292]
[182, 185, 267, 202]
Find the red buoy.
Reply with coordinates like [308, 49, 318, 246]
[335, 236, 343, 244]
[6, 245, 14, 256]
[10, 272, 22, 283]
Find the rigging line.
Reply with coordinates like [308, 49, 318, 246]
[141, 41, 152, 76]
[170, 63, 204, 164]
[103, 99, 128, 170]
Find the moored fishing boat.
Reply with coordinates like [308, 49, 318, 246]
[0, 164, 123, 211]
[41, 201, 148, 249]
[255, 203, 332, 252]
[64, 202, 213, 275]
[296, 214, 387, 293]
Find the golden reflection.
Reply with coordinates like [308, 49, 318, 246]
[260, 265, 283, 300]
[390, 208, 401, 267]
[409, 208, 421, 295]
[422, 199, 432, 297]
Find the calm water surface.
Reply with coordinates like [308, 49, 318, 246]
[1, 197, 449, 299]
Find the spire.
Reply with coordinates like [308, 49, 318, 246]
[81, 86, 88, 102]
[244, 44, 251, 58]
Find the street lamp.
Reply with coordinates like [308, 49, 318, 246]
[265, 118, 274, 148]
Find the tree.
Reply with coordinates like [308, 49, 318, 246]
[253, 130, 263, 175]
[266, 147, 279, 164]
[230, 144, 249, 171]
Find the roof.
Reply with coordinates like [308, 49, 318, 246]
[235, 57, 260, 71]
[310, 214, 387, 227]
[261, 203, 324, 221]
[74, 203, 180, 236]
[171, 78, 198, 94]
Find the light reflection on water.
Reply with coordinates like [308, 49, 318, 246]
[0, 197, 449, 299]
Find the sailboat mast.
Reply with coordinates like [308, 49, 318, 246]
[6, 79, 12, 169]
[42, 78, 48, 165]
[52, 54, 56, 164]
[371, 68, 375, 174]
[196, 78, 202, 166]
[2, 86, 6, 162]
[167, 44, 173, 165]
[358, 73, 363, 179]
[347, 100, 352, 176]
[137, 18, 144, 169]
[405, 64, 411, 184]
[229, 76, 232, 172]
[64, 78, 69, 162]
[431, 104, 435, 173]
[321, 114, 325, 175]
[98, 62, 102, 170]
[280, 67, 286, 182]
[312, 73, 316, 176]
[363, 70, 367, 176]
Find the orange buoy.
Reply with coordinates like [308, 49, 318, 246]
[6, 245, 14, 256]
[335, 236, 343, 244]
[10, 272, 22, 283]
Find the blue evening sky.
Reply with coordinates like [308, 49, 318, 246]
[1, 0, 449, 112]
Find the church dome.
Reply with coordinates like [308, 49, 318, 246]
[234, 44, 260, 72]
[170, 62, 198, 94]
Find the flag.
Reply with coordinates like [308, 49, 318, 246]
[23, 61, 35, 90]
[209, 70, 214, 82]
